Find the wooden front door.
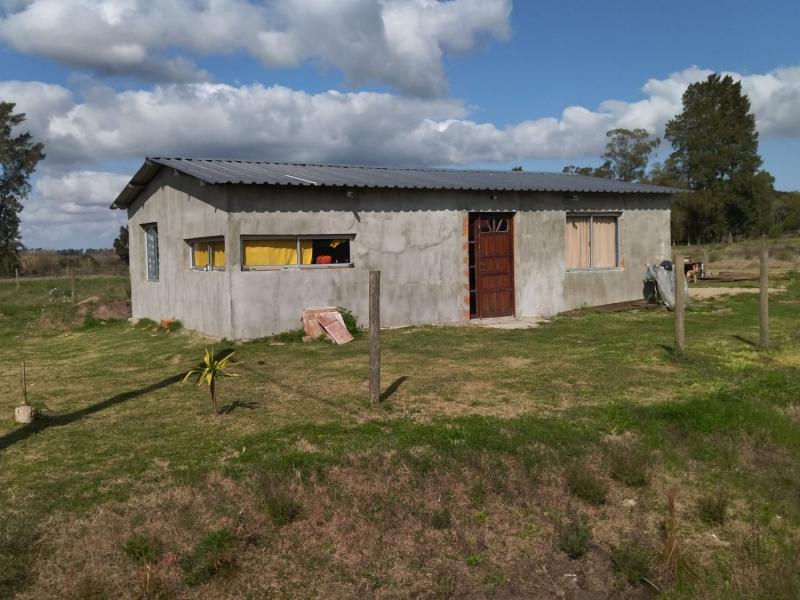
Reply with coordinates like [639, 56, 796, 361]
[469, 213, 515, 318]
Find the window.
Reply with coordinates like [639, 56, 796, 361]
[566, 214, 619, 270]
[143, 223, 159, 281]
[241, 236, 353, 269]
[190, 238, 225, 270]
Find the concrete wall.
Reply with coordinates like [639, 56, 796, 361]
[127, 170, 671, 339]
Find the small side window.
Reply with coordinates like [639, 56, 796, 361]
[143, 224, 159, 281]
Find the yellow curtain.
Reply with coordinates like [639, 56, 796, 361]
[592, 217, 617, 268]
[243, 239, 298, 266]
[566, 217, 590, 269]
[211, 241, 225, 267]
[193, 243, 209, 268]
[299, 240, 313, 265]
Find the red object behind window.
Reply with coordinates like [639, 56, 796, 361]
[316, 255, 332, 264]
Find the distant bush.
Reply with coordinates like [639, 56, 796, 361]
[558, 509, 592, 559]
[337, 306, 360, 336]
[123, 534, 161, 564]
[607, 443, 651, 487]
[610, 538, 651, 583]
[430, 508, 452, 530]
[697, 493, 728, 526]
[566, 464, 608, 506]
[181, 528, 234, 586]
[255, 472, 302, 527]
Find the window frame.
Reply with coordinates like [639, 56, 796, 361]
[143, 223, 159, 282]
[188, 237, 226, 272]
[565, 212, 621, 272]
[240, 235, 355, 271]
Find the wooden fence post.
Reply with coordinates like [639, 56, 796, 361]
[760, 237, 769, 348]
[369, 270, 381, 404]
[21, 360, 28, 405]
[15, 267, 19, 290]
[673, 252, 685, 355]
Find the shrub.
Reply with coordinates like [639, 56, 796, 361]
[123, 534, 161, 564]
[430, 508, 452, 530]
[337, 306, 360, 336]
[566, 465, 608, 505]
[181, 528, 234, 586]
[256, 473, 302, 527]
[558, 509, 592, 559]
[610, 538, 651, 584]
[697, 493, 728, 526]
[607, 443, 651, 487]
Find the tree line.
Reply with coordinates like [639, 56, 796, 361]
[561, 74, 799, 244]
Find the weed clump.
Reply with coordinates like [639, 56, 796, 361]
[697, 493, 728, 526]
[256, 473, 303, 527]
[566, 464, 608, 505]
[558, 509, 592, 559]
[181, 528, 234, 586]
[430, 507, 452, 530]
[337, 306, 360, 336]
[610, 538, 651, 584]
[607, 443, 651, 487]
[123, 534, 161, 564]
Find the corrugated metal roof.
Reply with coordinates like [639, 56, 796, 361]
[112, 157, 682, 208]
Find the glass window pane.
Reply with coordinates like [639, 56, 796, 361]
[243, 239, 298, 266]
[145, 225, 159, 281]
[305, 238, 351, 265]
[194, 243, 209, 268]
[211, 241, 225, 267]
[565, 217, 590, 269]
[592, 217, 618, 268]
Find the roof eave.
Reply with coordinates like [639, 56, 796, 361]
[109, 159, 163, 209]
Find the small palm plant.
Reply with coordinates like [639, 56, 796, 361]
[182, 347, 238, 414]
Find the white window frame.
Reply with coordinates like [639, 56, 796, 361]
[240, 235, 355, 271]
[143, 223, 159, 282]
[189, 237, 225, 272]
[565, 213, 621, 272]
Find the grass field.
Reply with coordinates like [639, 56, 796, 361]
[1, 271, 800, 598]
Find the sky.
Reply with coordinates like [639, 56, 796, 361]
[0, 0, 798, 249]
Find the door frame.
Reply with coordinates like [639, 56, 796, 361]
[468, 212, 516, 319]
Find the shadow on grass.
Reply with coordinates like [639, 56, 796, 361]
[732, 334, 758, 347]
[0, 372, 184, 451]
[380, 376, 409, 402]
[219, 400, 259, 415]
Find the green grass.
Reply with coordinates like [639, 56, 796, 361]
[1, 273, 800, 597]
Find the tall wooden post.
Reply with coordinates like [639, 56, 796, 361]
[21, 360, 27, 405]
[673, 252, 685, 355]
[760, 238, 769, 348]
[369, 270, 381, 404]
[70, 268, 76, 304]
[15, 267, 19, 290]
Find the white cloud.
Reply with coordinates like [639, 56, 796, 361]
[5, 64, 799, 248]
[3, 65, 798, 170]
[22, 170, 129, 248]
[0, 0, 511, 95]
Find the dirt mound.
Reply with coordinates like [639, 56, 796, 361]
[76, 298, 131, 320]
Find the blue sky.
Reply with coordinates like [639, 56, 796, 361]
[0, 0, 798, 248]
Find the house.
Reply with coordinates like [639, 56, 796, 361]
[111, 158, 678, 339]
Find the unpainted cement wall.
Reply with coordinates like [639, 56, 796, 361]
[127, 170, 671, 339]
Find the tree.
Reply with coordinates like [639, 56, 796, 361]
[664, 74, 772, 240]
[600, 128, 660, 182]
[562, 165, 609, 178]
[511, 165, 523, 172]
[0, 103, 45, 276]
[113, 225, 129, 264]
